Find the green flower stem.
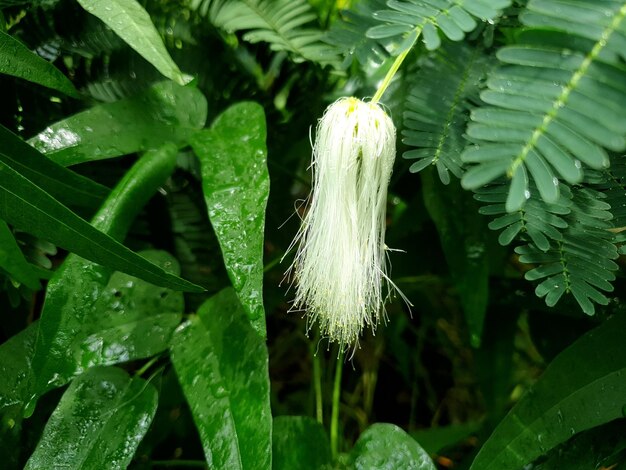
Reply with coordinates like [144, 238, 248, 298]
[371, 31, 421, 104]
[330, 350, 344, 458]
[312, 342, 323, 424]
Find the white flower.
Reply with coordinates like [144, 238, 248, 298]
[285, 97, 403, 348]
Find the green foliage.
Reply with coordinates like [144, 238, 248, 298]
[0, 138, 201, 291]
[2, 0, 626, 468]
[190, 0, 338, 66]
[471, 313, 626, 470]
[76, 0, 189, 84]
[272, 416, 331, 470]
[0, 30, 79, 97]
[350, 423, 436, 469]
[170, 288, 272, 469]
[28, 81, 207, 166]
[25, 366, 157, 470]
[403, 41, 491, 183]
[191, 102, 269, 336]
[367, 0, 511, 52]
[461, 1, 626, 211]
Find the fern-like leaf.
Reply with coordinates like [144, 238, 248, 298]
[475, 180, 572, 251]
[326, 0, 391, 67]
[367, 0, 511, 52]
[515, 187, 618, 315]
[461, 1, 626, 212]
[190, 0, 339, 66]
[402, 42, 491, 184]
[586, 156, 626, 254]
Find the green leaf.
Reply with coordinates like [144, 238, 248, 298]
[0, 144, 202, 292]
[422, 170, 490, 347]
[76, 0, 189, 85]
[366, 0, 511, 54]
[170, 288, 272, 470]
[4, 145, 191, 415]
[191, 102, 269, 336]
[0, 30, 79, 97]
[28, 81, 207, 167]
[411, 422, 482, 455]
[0, 221, 40, 290]
[198, 0, 339, 67]
[0, 323, 37, 411]
[403, 42, 492, 184]
[350, 423, 436, 470]
[470, 313, 626, 470]
[0, 124, 109, 209]
[0, 250, 182, 415]
[272, 416, 331, 470]
[24, 366, 157, 470]
[534, 419, 626, 470]
[32, 249, 183, 392]
[462, 3, 626, 209]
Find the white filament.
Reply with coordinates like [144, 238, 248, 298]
[285, 97, 399, 347]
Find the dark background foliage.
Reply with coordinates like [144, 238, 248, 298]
[2, 0, 626, 469]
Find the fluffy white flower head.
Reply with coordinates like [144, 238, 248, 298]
[286, 97, 399, 348]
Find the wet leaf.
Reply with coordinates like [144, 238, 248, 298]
[0, 143, 202, 292]
[24, 366, 157, 470]
[0, 220, 40, 290]
[3, 146, 189, 415]
[29, 250, 183, 410]
[350, 423, 436, 470]
[272, 416, 331, 470]
[170, 288, 272, 470]
[535, 419, 626, 470]
[1, 124, 108, 209]
[191, 102, 269, 336]
[76, 0, 189, 85]
[29, 81, 207, 166]
[0, 30, 79, 97]
[471, 313, 626, 470]
[0, 323, 37, 411]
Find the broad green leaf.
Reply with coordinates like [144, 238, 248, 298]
[422, 169, 490, 347]
[0, 323, 39, 469]
[273, 416, 331, 470]
[535, 420, 626, 470]
[0, 249, 182, 415]
[350, 423, 436, 470]
[32, 250, 183, 394]
[1, 124, 109, 209]
[411, 421, 482, 455]
[170, 288, 272, 470]
[29, 81, 207, 166]
[0, 221, 40, 289]
[471, 313, 626, 470]
[9, 145, 189, 414]
[0, 30, 79, 97]
[0, 144, 202, 292]
[76, 0, 189, 85]
[191, 102, 269, 336]
[0, 323, 37, 411]
[25, 366, 157, 470]
[0, 251, 181, 415]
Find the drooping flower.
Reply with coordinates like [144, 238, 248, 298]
[285, 97, 401, 347]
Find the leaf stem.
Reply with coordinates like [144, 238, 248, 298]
[371, 31, 421, 104]
[135, 355, 160, 377]
[330, 349, 344, 458]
